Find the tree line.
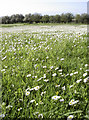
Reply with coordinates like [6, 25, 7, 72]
[0, 13, 89, 24]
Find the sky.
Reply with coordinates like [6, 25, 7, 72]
[0, 0, 88, 17]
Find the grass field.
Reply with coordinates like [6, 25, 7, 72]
[0, 23, 86, 28]
[1, 24, 89, 119]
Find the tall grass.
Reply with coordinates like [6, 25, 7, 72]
[1, 29, 89, 119]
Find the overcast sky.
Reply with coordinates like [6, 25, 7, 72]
[0, 0, 88, 17]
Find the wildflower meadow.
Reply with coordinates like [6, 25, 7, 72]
[1, 24, 89, 119]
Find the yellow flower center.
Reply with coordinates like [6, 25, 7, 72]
[56, 91, 59, 95]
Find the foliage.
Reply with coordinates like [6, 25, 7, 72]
[1, 13, 89, 24]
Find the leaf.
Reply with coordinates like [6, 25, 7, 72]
[63, 110, 83, 116]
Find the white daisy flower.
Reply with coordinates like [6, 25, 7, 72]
[60, 58, 64, 61]
[41, 91, 46, 96]
[12, 84, 14, 87]
[85, 64, 88, 67]
[74, 71, 78, 74]
[69, 85, 74, 88]
[38, 114, 43, 118]
[69, 99, 75, 105]
[67, 115, 74, 120]
[43, 74, 46, 78]
[34, 86, 40, 91]
[35, 103, 38, 106]
[60, 73, 62, 75]
[18, 107, 22, 111]
[62, 86, 66, 90]
[50, 66, 54, 69]
[52, 73, 57, 77]
[36, 58, 38, 61]
[35, 76, 37, 78]
[44, 79, 49, 82]
[70, 73, 73, 76]
[55, 67, 59, 70]
[55, 84, 60, 87]
[34, 64, 37, 68]
[84, 77, 89, 83]
[37, 77, 43, 81]
[65, 73, 69, 77]
[4, 66, 7, 68]
[74, 90, 77, 93]
[27, 74, 31, 77]
[19, 99, 23, 101]
[43, 66, 47, 68]
[58, 69, 62, 72]
[46, 56, 49, 59]
[0, 114, 5, 118]
[30, 99, 35, 103]
[32, 58, 34, 61]
[60, 99, 64, 102]
[25, 91, 30, 96]
[80, 68, 82, 70]
[73, 100, 79, 104]
[69, 99, 79, 105]
[52, 95, 61, 100]
[1, 69, 5, 72]
[76, 79, 82, 83]
[83, 73, 87, 77]
[30, 87, 34, 91]
[6, 105, 13, 109]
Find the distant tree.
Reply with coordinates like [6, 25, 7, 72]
[60, 13, 67, 23]
[23, 13, 32, 23]
[65, 13, 74, 23]
[49, 16, 55, 23]
[31, 13, 42, 23]
[41, 15, 49, 23]
[1, 12, 89, 24]
[2, 16, 10, 24]
[81, 13, 89, 24]
[54, 15, 61, 23]
[49, 15, 60, 23]
[10, 14, 17, 23]
[75, 14, 81, 23]
[60, 13, 74, 23]
[15, 14, 24, 23]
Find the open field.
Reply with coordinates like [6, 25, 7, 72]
[1, 24, 89, 119]
[0, 23, 87, 34]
